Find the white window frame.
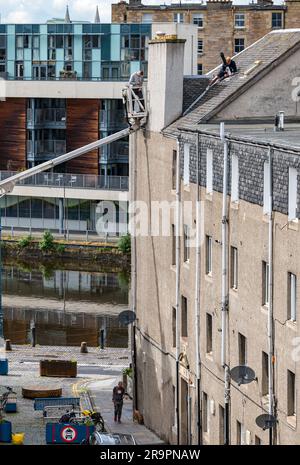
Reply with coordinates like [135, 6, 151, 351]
[206, 235, 212, 275]
[206, 148, 213, 194]
[142, 13, 153, 23]
[288, 272, 297, 322]
[234, 13, 245, 29]
[289, 167, 298, 222]
[263, 162, 270, 215]
[193, 13, 204, 28]
[197, 63, 203, 75]
[272, 12, 283, 29]
[197, 39, 203, 55]
[234, 38, 245, 54]
[173, 13, 184, 23]
[231, 246, 238, 290]
[231, 154, 239, 202]
[263, 261, 269, 306]
[183, 143, 190, 186]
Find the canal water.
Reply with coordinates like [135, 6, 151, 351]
[2, 264, 129, 348]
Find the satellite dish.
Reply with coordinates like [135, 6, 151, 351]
[256, 414, 276, 430]
[230, 366, 256, 385]
[118, 310, 136, 327]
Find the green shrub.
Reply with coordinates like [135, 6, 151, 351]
[118, 234, 131, 254]
[39, 231, 55, 252]
[123, 367, 133, 379]
[56, 243, 66, 254]
[18, 235, 33, 249]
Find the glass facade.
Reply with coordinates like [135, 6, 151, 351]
[0, 23, 151, 81]
[100, 99, 129, 177]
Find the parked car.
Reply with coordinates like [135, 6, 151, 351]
[87, 432, 136, 445]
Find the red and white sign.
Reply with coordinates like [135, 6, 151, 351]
[60, 425, 78, 443]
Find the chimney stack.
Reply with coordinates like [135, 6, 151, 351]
[147, 35, 185, 132]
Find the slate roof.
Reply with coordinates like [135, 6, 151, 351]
[164, 30, 300, 137]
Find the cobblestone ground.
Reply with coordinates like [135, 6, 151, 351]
[0, 345, 130, 445]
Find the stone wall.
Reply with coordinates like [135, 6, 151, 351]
[179, 132, 300, 218]
[112, 0, 291, 74]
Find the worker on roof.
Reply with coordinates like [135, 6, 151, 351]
[128, 70, 144, 112]
[209, 53, 237, 87]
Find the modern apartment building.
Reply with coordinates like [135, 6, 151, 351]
[112, 0, 300, 74]
[132, 29, 300, 445]
[0, 7, 198, 235]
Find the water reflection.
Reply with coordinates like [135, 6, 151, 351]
[2, 266, 129, 348]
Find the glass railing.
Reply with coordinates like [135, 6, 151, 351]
[27, 140, 67, 157]
[27, 108, 66, 126]
[0, 171, 129, 192]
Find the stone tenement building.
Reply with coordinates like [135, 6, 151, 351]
[112, 0, 300, 73]
[132, 29, 300, 445]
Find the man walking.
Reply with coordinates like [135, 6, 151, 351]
[112, 381, 125, 423]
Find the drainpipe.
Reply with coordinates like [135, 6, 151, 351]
[268, 147, 275, 445]
[195, 133, 202, 445]
[220, 122, 230, 445]
[130, 130, 138, 411]
[175, 138, 182, 445]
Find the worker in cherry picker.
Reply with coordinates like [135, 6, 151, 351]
[209, 52, 237, 87]
[128, 70, 144, 112]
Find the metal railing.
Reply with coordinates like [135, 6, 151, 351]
[0, 171, 129, 191]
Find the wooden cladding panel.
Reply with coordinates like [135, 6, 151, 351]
[0, 98, 26, 171]
[66, 99, 100, 175]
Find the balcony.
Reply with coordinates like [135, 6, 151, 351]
[27, 108, 67, 128]
[100, 109, 127, 131]
[27, 140, 67, 160]
[0, 171, 129, 192]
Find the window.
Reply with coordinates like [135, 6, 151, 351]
[231, 154, 239, 202]
[287, 370, 296, 417]
[288, 273, 297, 321]
[262, 351, 269, 397]
[235, 13, 245, 28]
[197, 39, 203, 55]
[197, 63, 203, 75]
[172, 149, 177, 190]
[262, 261, 269, 306]
[255, 436, 261, 445]
[206, 148, 213, 194]
[206, 313, 213, 354]
[288, 167, 298, 221]
[142, 13, 153, 23]
[173, 13, 184, 23]
[183, 225, 190, 262]
[203, 392, 208, 433]
[272, 12, 283, 29]
[193, 13, 203, 28]
[181, 296, 188, 337]
[172, 224, 176, 266]
[206, 235, 212, 275]
[263, 162, 271, 214]
[172, 307, 176, 348]
[234, 38, 245, 54]
[183, 143, 190, 186]
[238, 332, 247, 365]
[236, 421, 244, 445]
[231, 247, 238, 290]
[219, 405, 225, 444]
